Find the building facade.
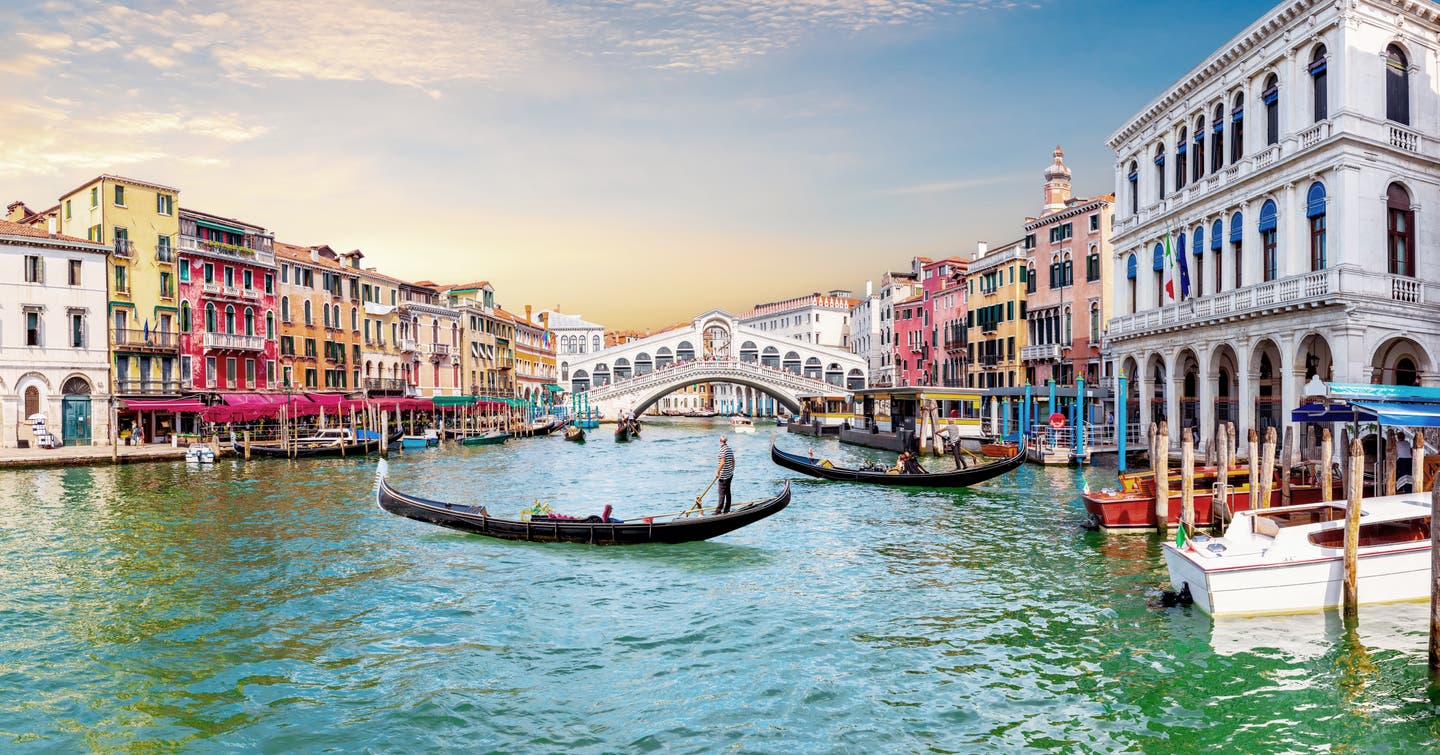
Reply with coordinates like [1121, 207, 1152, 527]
[446, 283, 517, 397]
[740, 291, 857, 348]
[356, 264, 414, 396]
[963, 241, 1028, 389]
[872, 266, 923, 386]
[1105, 0, 1440, 447]
[176, 209, 278, 395]
[504, 306, 558, 405]
[848, 283, 882, 383]
[0, 220, 112, 446]
[1021, 148, 1115, 388]
[274, 243, 362, 392]
[57, 175, 181, 401]
[545, 310, 605, 388]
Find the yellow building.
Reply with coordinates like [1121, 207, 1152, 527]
[444, 282, 516, 397]
[963, 240, 1028, 390]
[57, 175, 182, 399]
[498, 305, 559, 407]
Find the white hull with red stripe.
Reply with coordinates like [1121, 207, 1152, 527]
[1162, 492, 1433, 617]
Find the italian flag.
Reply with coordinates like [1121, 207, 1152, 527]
[1162, 230, 1176, 302]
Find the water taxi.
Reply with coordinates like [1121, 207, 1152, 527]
[729, 416, 756, 434]
[1082, 461, 1342, 532]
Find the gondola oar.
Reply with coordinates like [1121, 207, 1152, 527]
[681, 475, 718, 518]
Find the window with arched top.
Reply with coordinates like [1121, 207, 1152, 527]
[1388, 183, 1414, 276]
[1154, 143, 1166, 201]
[1175, 128, 1188, 190]
[266, 311, 275, 339]
[180, 301, 191, 332]
[205, 303, 216, 333]
[1230, 93, 1245, 162]
[1310, 45, 1328, 122]
[244, 308, 254, 336]
[303, 300, 312, 326]
[24, 386, 40, 417]
[1262, 74, 1280, 145]
[1211, 219, 1224, 294]
[1229, 211, 1244, 289]
[1259, 199, 1279, 282]
[1192, 116, 1206, 180]
[1307, 182, 1327, 270]
[1386, 45, 1410, 125]
[280, 296, 290, 323]
[1127, 161, 1139, 215]
[225, 305, 236, 334]
[1210, 104, 1224, 172]
[1191, 225, 1205, 297]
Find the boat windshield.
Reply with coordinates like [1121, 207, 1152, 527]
[1307, 516, 1430, 548]
[1257, 505, 1346, 528]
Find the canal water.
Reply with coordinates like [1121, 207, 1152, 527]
[2, 418, 1439, 752]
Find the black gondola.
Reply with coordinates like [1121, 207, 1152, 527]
[614, 424, 631, 442]
[564, 425, 585, 442]
[769, 438, 1026, 487]
[374, 460, 791, 544]
[238, 431, 402, 459]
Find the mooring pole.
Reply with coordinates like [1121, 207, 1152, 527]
[1156, 420, 1170, 537]
[1321, 427, 1333, 502]
[1117, 372, 1127, 473]
[1181, 428, 1195, 538]
[1280, 425, 1293, 507]
[1248, 428, 1260, 510]
[1429, 478, 1440, 675]
[1257, 426, 1277, 510]
[1343, 436, 1364, 619]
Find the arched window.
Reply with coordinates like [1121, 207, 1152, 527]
[1388, 183, 1414, 276]
[24, 386, 39, 417]
[1175, 128, 1188, 190]
[1125, 253, 1137, 314]
[1396, 357, 1419, 387]
[225, 304, 236, 334]
[1310, 45, 1328, 122]
[322, 303, 330, 328]
[351, 306, 358, 332]
[244, 307, 254, 336]
[1062, 252, 1073, 287]
[1192, 116, 1205, 180]
[1153, 242, 1165, 307]
[1127, 161, 1139, 214]
[1192, 224, 1205, 297]
[205, 303, 216, 333]
[592, 335, 601, 352]
[1386, 45, 1410, 125]
[1211, 104, 1225, 172]
[1262, 74, 1280, 146]
[266, 311, 275, 339]
[1230, 93, 1245, 162]
[303, 300, 312, 326]
[1086, 248, 1100, 282]
[281, 296, 290, 322]
[1089, 301, 1101, 344]
[1211, 218, 1224, 293]
[1229, 211, 1244, 289]
[1063, 306, 1072, 344]
[1154, 143, 1166, 201]
[1307, 182, 1327, 270]
[180, 301, 190, 332]
[1259, 199, 1279, 282]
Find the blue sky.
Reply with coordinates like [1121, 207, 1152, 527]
[1, 0, 1281, 327]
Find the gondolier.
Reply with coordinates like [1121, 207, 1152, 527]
[715, 435, 736, 515]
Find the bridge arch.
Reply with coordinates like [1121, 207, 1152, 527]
[629, 375, 803, 417]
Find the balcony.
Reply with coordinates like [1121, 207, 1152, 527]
[112, 239, 134, 258]
[156, 245, 175, 263]
[178, 235, 276, 266]
[1022, 343, 1063, 362]
[200, 282, 250, 300]
[425, 343, 453, 356]
[364, 377, 406, 394]
[112, 328, 176, 353]
[115, 379, 181, 396]
[399, 339, 420, 354]
[203, 332, 266, 351]
[1390, 125, 1422, 154]
[1107, 265, 1432, 341]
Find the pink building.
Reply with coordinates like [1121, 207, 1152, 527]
[894, 257, 968, 386]
[1020, 147, 1114, 388]
[176, 209, 279, 395]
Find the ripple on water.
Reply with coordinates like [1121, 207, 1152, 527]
[0, 418, 1437, 751]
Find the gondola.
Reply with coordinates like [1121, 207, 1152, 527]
[460, 431, 510, 446]
[239, 431, 402, 459]
[564, 425, 585, 442]
[769, 437, 1026, 488]
[614, 424, 631, 442]
[374, 460, 791, 544]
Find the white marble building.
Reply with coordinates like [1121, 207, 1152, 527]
[739, 291, 856, 349]
[1105, 0, 1440, 449]
[849, 266, 923, 387]
[0, 220, 112, 447]
[544, 310, 605, 386]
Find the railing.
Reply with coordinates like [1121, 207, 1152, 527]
[156, 245, 175, 263]
[203, 332, 266, 351]
[115, 379, 181, 395]
[399, 339, 420, 353]
[1109, 266, 1430, 339]
[1021, 343, 1062, 361]
[201, 282, 248, 299]
[425, 343, 453, 356]
[1253, 145, 1279, 169]
[585, 357, 849, 400]
[178, 235, 276, 266]
[364, 377, 406, 393]
[1390, 125, 1421, 154]
[112, 328, 175, 350]
[1299, 121, 1330, 149]
[112, 239, 133, 258]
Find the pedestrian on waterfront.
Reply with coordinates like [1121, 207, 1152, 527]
[714, 435, 735, 515]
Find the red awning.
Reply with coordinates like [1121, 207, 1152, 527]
[122, 398, 207, 412]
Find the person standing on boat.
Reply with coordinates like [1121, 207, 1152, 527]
[714, 435, 735, 515]
[945, 424, 967, 469]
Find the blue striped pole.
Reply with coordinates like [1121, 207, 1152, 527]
[1117, 371, 1128, 473]
[1075, 376, 1086, 463]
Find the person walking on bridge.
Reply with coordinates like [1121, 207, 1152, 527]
[714, 435, 736, 515]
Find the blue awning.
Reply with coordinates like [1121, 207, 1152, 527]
[1177, 143, 1187, 155]
[1126, 253, 1137, 280]
[1127, 170, 1138, 182]
[1194, 131, 1205, 143]
[1294, 400, 1440, 428]
[1262, 87, 1279, 105]
[1211, 220, 1222, 250]
[1152, 243, 1165, 271]
[1154, 154, 1166, 165]
[1325, 382, 1440, 402]
[1229, 212, 1243, 242]
[1258, 199, 1278, 232]
[1232, 110, 1244, 122]
[1213, 122, 1224, 133]
[1193, 226, 1205, 255]
[1309, 59, 1327, 75]
[1307, 182, 1327, 218]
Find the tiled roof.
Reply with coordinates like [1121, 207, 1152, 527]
[60, 173, 179, 201]
[0, 218, 103, 247]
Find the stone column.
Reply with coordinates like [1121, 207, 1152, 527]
[1282, 181, 1303, 277]
[1164, 351, 1180, 448]
[1196, 344, 1214, 455]
[1135, 352, 1152, 435]
[1278, 332, 1300, 444]
[1236, 338, 1255, 447]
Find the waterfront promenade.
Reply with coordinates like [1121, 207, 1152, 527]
[0, 443, 205, 469]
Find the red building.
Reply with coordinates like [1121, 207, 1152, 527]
[894, 257, 968, 386]
[176, 209, 279, 394]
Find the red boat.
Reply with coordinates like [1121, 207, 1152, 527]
[1082, 461, 1344, 532]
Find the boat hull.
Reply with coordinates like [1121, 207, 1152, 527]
[770, 440, 1026, 488]
[460, 433, 509, 446]
[1082, 484, 1339, 532]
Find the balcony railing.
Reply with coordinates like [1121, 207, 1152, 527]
[364, 377, 407, 394]
[156, 245, 175, 263]
[1108, 265, 1430, 340]
[1390, 125, 1421, 154]
[203, 332, 266, 351]
[1021, 343, 1063, 362]
[115, 379, 181, 396]
[178, 235, 276, 266]
[112, 328, 176, 351]
[112, 239, 133, 258]
[201, 282, 250, 300]
[425, 343, 454, 355]
[399, 339, 420, 353]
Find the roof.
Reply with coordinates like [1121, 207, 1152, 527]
[273, 241, 357, 274]
[180, 207, 270, 235]
[897, 293, 924, 305]
[59, 173, 179, 201]
[543, 311, 604, 330]
[444, 280, 492, 292]
[0, 218, 106, 249]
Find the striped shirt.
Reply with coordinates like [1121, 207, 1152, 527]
[717, 444, 735, 479]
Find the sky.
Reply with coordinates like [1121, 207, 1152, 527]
[1, 0, 1283, 329]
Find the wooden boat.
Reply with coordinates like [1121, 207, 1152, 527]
[729, 416, 756, 434]
[564, 425, 585, 442]
[523, 418, 564, 437]
[1163, 492, 1432, 617]
[769, 439, 1026, 488]
[979, 441, 1019, 458]
[460, 431, 510, 446]
[399, 435, 430, 449]
[239, 429, 401, 459]
[1081, 461, 1345, 532]
[374, 460, 792, 544]
[614, 423, 632, 442]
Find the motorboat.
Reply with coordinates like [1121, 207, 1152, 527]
[1162, 492, 1432, 617]
[460, 431, 510, 446]
[729, 416, 756, 434]
[1082, 461, 1344, 532]
[185, 444, 216, 464]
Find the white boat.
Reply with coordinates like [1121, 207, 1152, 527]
[1163, 493, 1433, 617]
[185, 444, 216, 464]
[729, 416, 755, 434]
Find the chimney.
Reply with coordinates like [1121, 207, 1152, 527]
[976, 241, 988, 257]
[524, 304, 532, 324]
[540, 312, 549, 328]
[47, 216, 56, 234]
[865, 280, 873, 297]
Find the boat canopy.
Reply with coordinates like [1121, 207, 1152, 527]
[121, 398, 207, 412]
[1291, 380, 1440, 427]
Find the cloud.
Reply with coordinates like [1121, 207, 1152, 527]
[883, 174, 1028, 195]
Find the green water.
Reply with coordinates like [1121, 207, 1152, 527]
[3, 418, 1439, 752]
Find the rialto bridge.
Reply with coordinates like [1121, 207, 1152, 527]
[564, 309, 867, 418]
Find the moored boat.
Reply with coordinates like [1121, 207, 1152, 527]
[185, 444, 215, 464]
[1163, 492, 1432, 617]
[374, 460, 792, 544]
[614, 423, 632, 442]
[238, 429, 400, 459]
[1082, 461, 1344, 532]
[564, 425, 585, 442]
[460, 431, 510, 446]
[769, 439, 1026, 488]
[729, 416, 756, 434]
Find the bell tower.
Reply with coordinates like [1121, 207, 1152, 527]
[1043, 145, 1072, 213]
